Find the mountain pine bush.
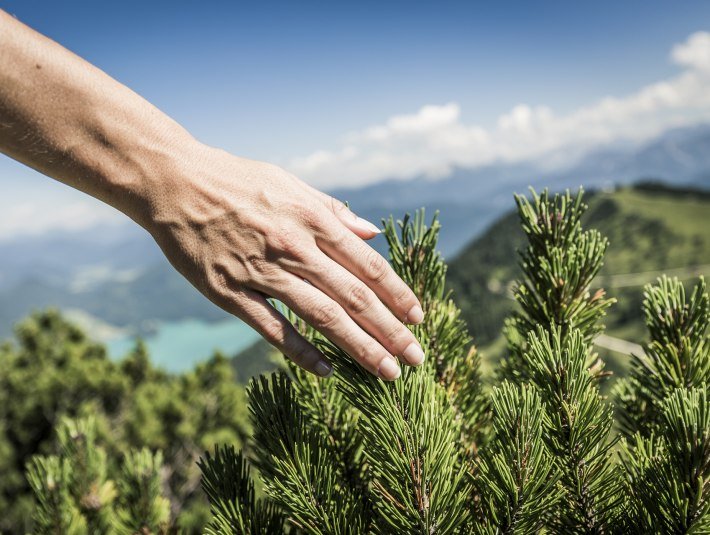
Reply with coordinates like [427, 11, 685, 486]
[199, 187, 709, 533]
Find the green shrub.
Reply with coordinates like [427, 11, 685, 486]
[200, 189, 709, 533]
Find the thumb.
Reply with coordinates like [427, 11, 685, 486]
[320, 193, 382, 240]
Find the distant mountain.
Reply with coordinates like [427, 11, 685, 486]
[1, 124, 709, 340]
[335, 123, 710, 256]
[0, 224, 160, 291]
[0, 224, 226, 338]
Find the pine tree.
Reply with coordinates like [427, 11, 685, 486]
[199, 189, 709, 533]
[200, 211, 487, 534]
[486, 188, 621, 532]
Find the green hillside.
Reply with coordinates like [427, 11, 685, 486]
[447, 182, 710, 375]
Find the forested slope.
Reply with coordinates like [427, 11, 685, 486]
[447, 182, 710, 368]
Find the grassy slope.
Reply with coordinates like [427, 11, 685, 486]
[447, 182, 710, 377]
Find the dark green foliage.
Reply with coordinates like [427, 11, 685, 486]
[0, 312, 127, 531]
[200, 189, 710, 533]
[476, 382, 560, 534]
[617, 275, 709, 533]
[383, 212, 489, 453]
[26, 455, 84, 535]
[198, 445, 284, 534]
[200, 212, 484, 534]
[249, 372, 369, 533]
[616, 276, 709, 436]
[0, 310, 248, 533]
[8, 185, 708, 532]
[498, 188, 621, 532]
[115, 448, 172, 534]
[524, 327, 621, 531]
[501, 188, 615, 382]
[620, 389, 710, 533]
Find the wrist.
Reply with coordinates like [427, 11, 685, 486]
[81, 102, 203, 231]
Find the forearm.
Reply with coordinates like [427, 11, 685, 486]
[0, 9, 195, 227]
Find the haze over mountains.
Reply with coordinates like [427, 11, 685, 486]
[336, 122, 710, 254]
[1, 123, 709, 348]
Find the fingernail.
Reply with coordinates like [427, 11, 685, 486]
[378, 357, 401, 381]
[406, 304, 424, 324]
[355, 216, 381, 235]
[315, 360, 333, 378]
[402, 342, 425, 366]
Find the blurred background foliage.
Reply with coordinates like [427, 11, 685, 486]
[0, 311, 248, 533]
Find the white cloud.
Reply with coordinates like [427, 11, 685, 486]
[288, 31, 710, 189]
[0, 184, 127, 241]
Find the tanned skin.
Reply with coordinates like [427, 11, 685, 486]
[0, 10, 426, 380]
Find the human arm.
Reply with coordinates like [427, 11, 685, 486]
[0, 10, 425, 380]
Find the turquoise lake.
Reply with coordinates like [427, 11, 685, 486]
[106, 318, 261, 372]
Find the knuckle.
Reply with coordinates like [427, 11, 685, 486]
[384, 320, 405, 341]
[394, 285, 416, 311]
[330, 196, 347, 215]
[346, 283, 373, 314]
[349, 340, 378, 369]
[274, 228, 305, 260]
[288, 340, 310, 365]
[364, 250, 389, 283]
[325, 225, 348, 245]
[206, 263, 235, 299]
[296, 204, 320, 226]
[386, 322, 413, 350]
[244, 253, 273, 278]
[261, 318, 287, 344]
[310, 301, 340, 330]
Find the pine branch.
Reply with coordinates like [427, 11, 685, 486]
[52, 417, 117, 533]
[499, 188, 621, 531]
[288, 362, 373, 519]
[616, 276, 709, 437]
[248, 372, 368, 534]
[382, 211, 447, 307]
[476, 382, 561, 534]
[620, 388, 710, 533]
[26, 455, 86, 535]
[384, 212, 490, 456]
[501, 188, 615, 383]
[278, 307, 373, 520]
[232, 209, 488, 533]
[524, 327, 621, 533]
[319, 341, 471, 533]
[114, 448, 171, 534]
[199, 445, 285, 535]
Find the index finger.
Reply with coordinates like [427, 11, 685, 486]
[316, 224, 424, 325]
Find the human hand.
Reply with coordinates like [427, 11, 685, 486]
[144, 142, 424, 380]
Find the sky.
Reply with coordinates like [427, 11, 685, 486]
[1, 0, 709, 239]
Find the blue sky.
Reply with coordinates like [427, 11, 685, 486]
[1, 0, 710, 237]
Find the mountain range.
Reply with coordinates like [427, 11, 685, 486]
[1, 123, 709, 345]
